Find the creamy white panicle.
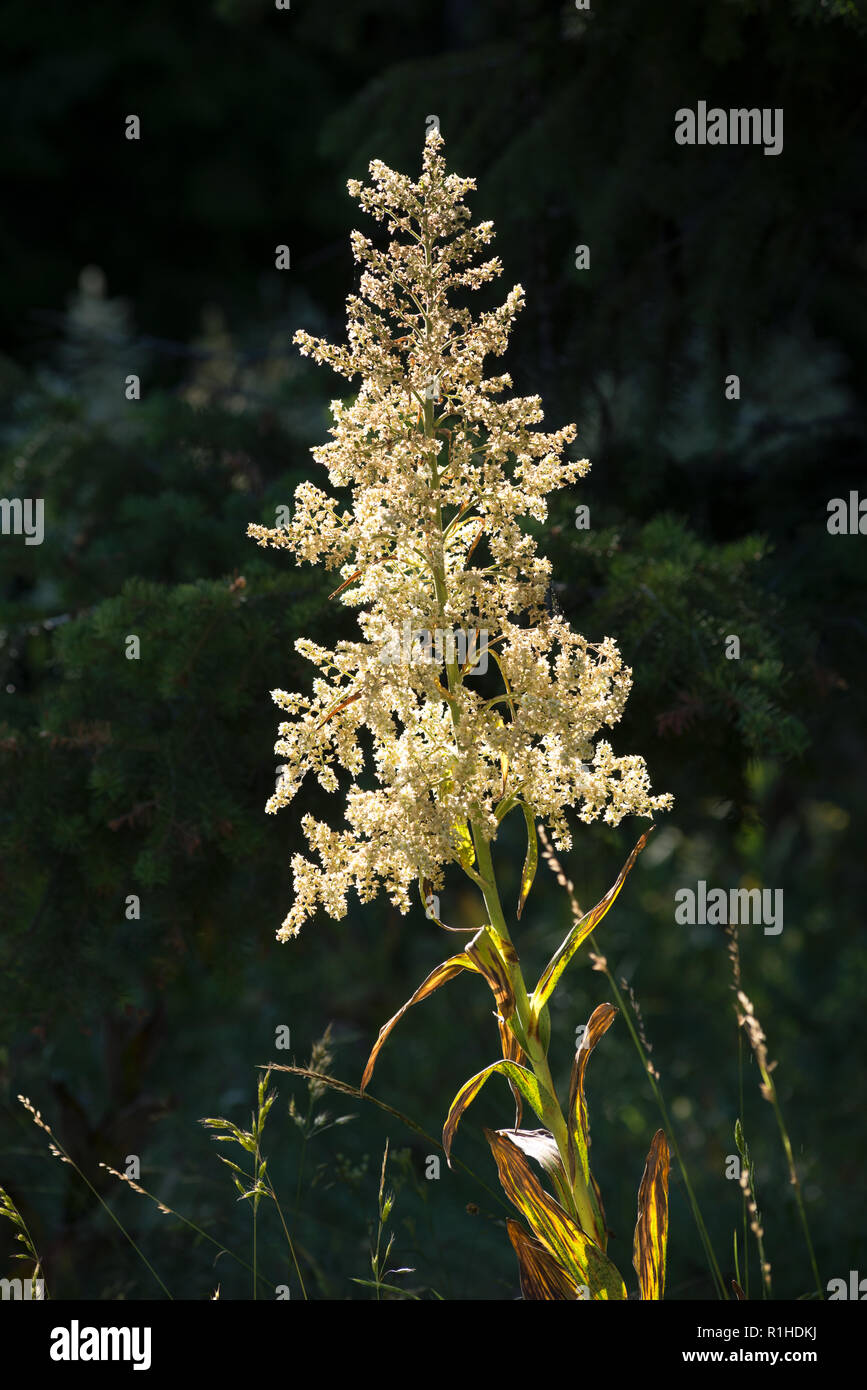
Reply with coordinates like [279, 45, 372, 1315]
[248, 129, 672, 941]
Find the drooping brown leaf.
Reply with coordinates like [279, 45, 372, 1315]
[465, 928, 517, 1022]
[467, 927, 528, 1129]
[485, 1128, 627, 1300]
[507, 1220, 584, 1300]
[361, 925, 519, 1093]
[361, 951, 473, 1092]
[633, 1129, 670, 1301]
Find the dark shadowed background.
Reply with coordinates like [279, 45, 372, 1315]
[1, 0, 865, 1300]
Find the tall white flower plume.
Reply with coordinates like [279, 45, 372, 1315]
[248, 129, 672, 940]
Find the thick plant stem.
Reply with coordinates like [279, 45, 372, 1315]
[470, 826, 599, 1238]
[421, 263, 600, 1254]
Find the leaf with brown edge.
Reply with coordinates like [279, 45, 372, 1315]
[507, 1220, 584, 1300]
[361, 950, 474, 1093]
[633, 1129, 670, 1301]
[465, 926, 516, 1021]
[528, 830, 653, 1022]
[443, 1063, 553, 1166]
[467, 925, 531, 1058]
[590, 1171, 610, 1245]
[496, 1010, 526, 1129]
[567, 1003, 618, 1201]
[485, 1128, 627, 1300]
[361, 925, 520, 1093]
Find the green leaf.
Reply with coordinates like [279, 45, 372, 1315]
[529, 830, 652, 1023]
[567, 1003, 617, 1191]
[212, 1132, 256, 1154]
[443, 1062, 554, 1165]
[349, 1278, 423, 1300]
[516, 805, 538, 919]
[452, 814, 475, 870]
[537, 1001, 551, 1056]
[217, 1155, 248, 1177]
[734, 1117, 749, 1163]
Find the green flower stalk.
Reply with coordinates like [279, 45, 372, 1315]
[249, 128, 674, 1300]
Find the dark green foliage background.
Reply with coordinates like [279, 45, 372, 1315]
[1, 0, 865, 1300]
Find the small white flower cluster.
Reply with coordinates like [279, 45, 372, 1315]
[248, 129, 672, 940]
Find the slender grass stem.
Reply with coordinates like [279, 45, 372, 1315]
[735, 991, 822, 1300]
[264, 1180, 308, 1300]
[738, 1030, 749, 1300]
[99, 1166, 274, 1292]
[766, 1085, 822, 1299]
[266, 1065, 512, 1213]
[17, 1097, 171, 1298]
[0, 1185, 49, 1300]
